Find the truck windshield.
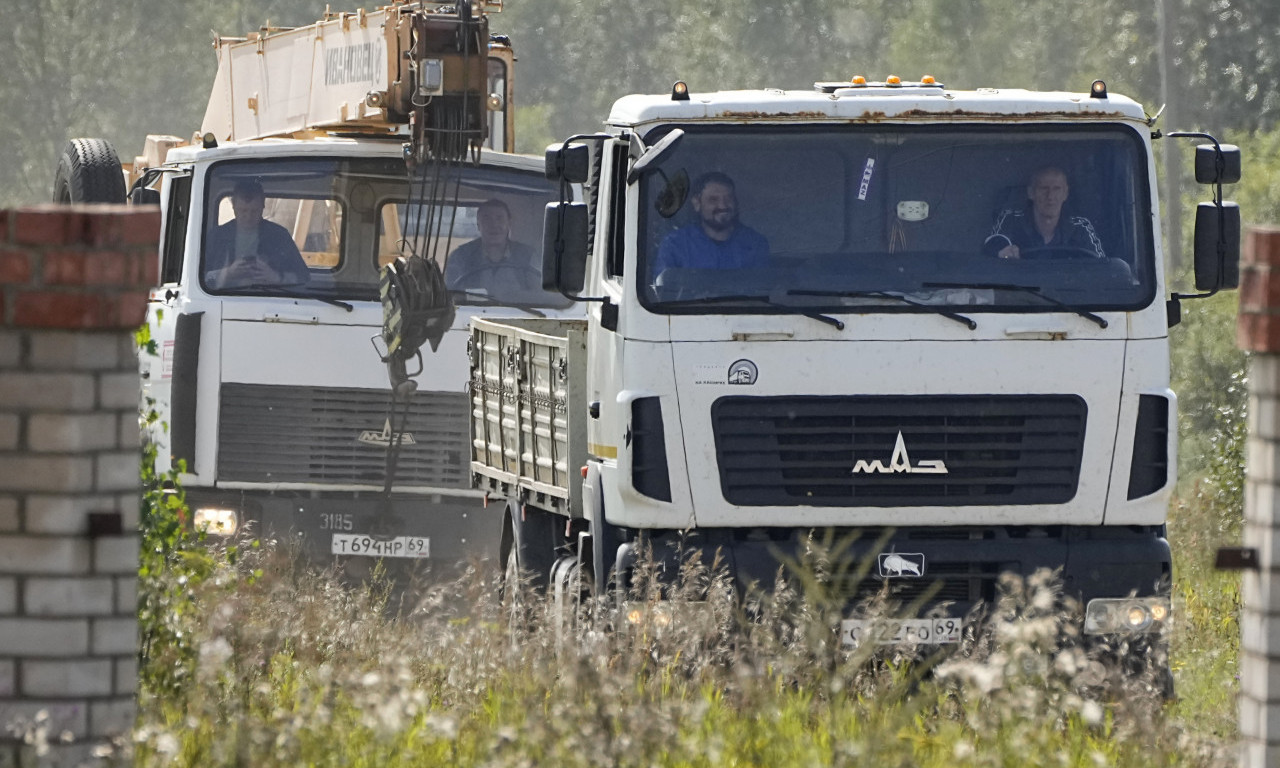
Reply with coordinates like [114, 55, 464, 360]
[201, 157, 570, 308]
[638, 125, 1155, 316]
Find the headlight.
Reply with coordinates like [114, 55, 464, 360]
[192, 507, 238, 536]
[1084, 597, 1170, 635]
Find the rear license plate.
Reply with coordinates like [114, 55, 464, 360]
[841, 618, 964, 646]
[331, 534, 430, 559]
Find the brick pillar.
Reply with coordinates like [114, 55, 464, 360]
[0, 205, 158, 766]
[1238, 225, 1280, 767]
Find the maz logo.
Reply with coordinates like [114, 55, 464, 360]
[851, 431, 948, 475]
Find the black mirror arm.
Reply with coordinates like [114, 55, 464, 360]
[1167, 130, 1232, 301]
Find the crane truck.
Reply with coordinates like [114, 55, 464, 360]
[468, 76, 1241, 650]
[57, 1, 579, 573]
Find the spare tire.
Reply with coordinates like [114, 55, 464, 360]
[52, 138, 126, 204]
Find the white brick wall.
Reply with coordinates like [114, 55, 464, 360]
[90, 618, 136, 656]
[1242, 362, 1280, 766]
[0, 498, 16, 533]
[92, 537, 138, 576]
[0, 457, 95, 494]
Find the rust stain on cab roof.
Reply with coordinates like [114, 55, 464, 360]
[706, 108, 1133, 122]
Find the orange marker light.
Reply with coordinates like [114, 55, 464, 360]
[851, 75, 867, 85]
[921, 75, 936, 84]
[886, 75, 902, 85]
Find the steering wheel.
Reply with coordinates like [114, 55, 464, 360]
[1017, 245, 1103, 261]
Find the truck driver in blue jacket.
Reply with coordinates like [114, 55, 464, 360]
[654, 171, 770, 275]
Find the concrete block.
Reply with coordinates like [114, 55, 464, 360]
[0, 536, 91, 575]
[0, 414, 18, 451]
[21, 659, 112, 697]
[93, 451, 139, 493]
[27, 413, 118, 453]
[90, 618, 136, 655]
[0, 578, 15, 614]
[0, 619, 89, 655]
[114, 577, 136, 615]
[23, 577, 114, 616]
[0, 497, 17, 532]
[1252, 357, 1280, 398]
[114, 656, 136, 697]
[115, 492, 140, 531]
[97, 372, 141, 410]
[92, 536, 138, 576]
[1244, 521, 1280, 573]
[88, 698, 134, 738]
[1245, 481, 1280, 528]
[0, 661, 12, 697]
[0, 373, 95, 411]
[1239, 648, 1280, 702]
[28, 331, 119, 371]
[0, 701, 87, 740]
[0, 330, 21, 368]
[23, 494, 116, 535]
[117, 412, 142, 450]
[0, 455, 94, 493]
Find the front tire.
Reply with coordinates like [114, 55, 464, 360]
[52, 138, 126, 204]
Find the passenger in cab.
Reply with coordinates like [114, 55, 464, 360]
[984, 166, 1106, 260]
[445, 198, 540, 299]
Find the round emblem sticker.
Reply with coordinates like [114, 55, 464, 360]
[727, 359, 758, 385]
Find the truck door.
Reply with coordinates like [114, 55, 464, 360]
[141, 170, 192, 472]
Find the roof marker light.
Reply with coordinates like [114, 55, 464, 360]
[671, 81, 690, 101]
[1090, 79, 1108, 99]
[886, 75, 902, 86]
[921, 75, 936, 85]
[851, 75, 867, 86]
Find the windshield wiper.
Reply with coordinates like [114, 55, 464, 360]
[224, 286, 355, 312]
[922, 282, 1107, 329]
[787, 289, 976, 330]
[653, 294, 846, 330]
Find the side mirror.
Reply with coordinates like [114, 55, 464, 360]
[545, 143, 591, 183]
[1194, 143, 1241, 185]
[626, 129, 685, 185]
[542, 202, 589, 294]
[1193, 201, 1241, 291]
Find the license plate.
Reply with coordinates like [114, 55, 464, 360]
[331, 534, 430, 559]
[841, 617, 964, 646]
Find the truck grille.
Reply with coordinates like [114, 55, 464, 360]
[218, 383, 469, 487]
[712, 395, 1086, 507]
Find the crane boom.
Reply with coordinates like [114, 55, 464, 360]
[200, 1, 511, 154]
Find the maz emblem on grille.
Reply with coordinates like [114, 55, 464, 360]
[357, 419, 416, 447]
[852, 431, 948, 475]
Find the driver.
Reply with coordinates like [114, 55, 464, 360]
[205, 180, 310, 289]
[984, 166, 1106, 260]
[654, 171, 769, 274]
[445, 199, 539, 297]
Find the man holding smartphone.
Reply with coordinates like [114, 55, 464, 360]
[205, 180, 310, 290]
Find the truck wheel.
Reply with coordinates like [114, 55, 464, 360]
[52, 139, 126, 204]
[499, 501, 556, 598]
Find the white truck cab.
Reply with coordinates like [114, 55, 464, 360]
[474, 77, 1240, 651]
[140, 138, 577, 567]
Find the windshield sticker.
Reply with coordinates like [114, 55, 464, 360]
[857, 158, 876, 201]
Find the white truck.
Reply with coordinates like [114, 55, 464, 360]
[60, 1, 581, 572]
[470, 76, 1240, 650]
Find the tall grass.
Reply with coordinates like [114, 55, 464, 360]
[134, 526, 1237, 768]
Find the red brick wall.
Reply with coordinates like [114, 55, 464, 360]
[0, 205, 159, 331]
[1239, 227, 1280, 353]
